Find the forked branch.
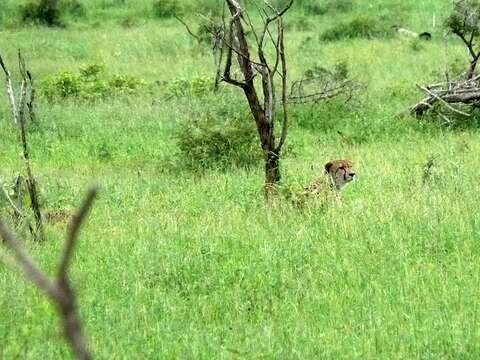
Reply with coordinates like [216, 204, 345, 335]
[0, 186, 98, 360]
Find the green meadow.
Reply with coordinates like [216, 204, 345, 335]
[1, 0, 480, 358]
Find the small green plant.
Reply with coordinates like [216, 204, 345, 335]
[153, 0, 179, 18]
[333, 59, 349, 80]
[422, 154, 440, 184]
[409, 38, 424, 52]
[108, 75, 145, 93]
[79, 63, 105, 79]
[165, 75, 213, 99]
[320, 15, 390, 41]
[175, 112, 260, 171]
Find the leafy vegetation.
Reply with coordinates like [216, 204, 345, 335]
[1, 0, 480, 359]
[165, 75, 213, 99]
[175, 109, 260, 171]
[41, 64, 145, 100]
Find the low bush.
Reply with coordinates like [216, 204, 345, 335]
[20, 0, 86, 25]
[20, 0, 62, 26]
[175, 110, 260, 171]
[165, 75, 213, 99]
[41, 64, 145, 100]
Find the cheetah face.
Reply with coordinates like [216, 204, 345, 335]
[325, 160, 356, 190]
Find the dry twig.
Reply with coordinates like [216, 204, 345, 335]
[0, 51, 44, 241]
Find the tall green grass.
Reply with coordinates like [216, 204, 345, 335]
[1, 0, 480, 358]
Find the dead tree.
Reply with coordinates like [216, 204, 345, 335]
[411, 0, 480, 120]
[0, 186, 97, 360]
[212, 0, 294, 191]
[0, 51, 44, 241]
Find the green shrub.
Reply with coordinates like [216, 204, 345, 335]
[153, 0, 179, 18]
[409, 38, 424, 52]
[40, 64, 146, 100]
[165, 75, 213, 99]
[20, 0, 63, 26]
[320, 15, 390, 41]
[175, 112, 260, 171]
[108, 75, 145, 93]
[42, 71, 82, 98]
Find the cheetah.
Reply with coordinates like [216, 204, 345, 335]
[305, 159, 356, 195]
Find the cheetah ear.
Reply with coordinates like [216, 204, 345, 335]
[324, 162, 333, 173]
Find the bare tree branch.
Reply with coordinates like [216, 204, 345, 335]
[26, 71, 37, 124]
[174, 15, 202, 43]
[58, 186, 98, 281]
[0, 186, 98, 360]
[276, 18, 288, 153]
[1, 184, 24, 219]
[416, 84, 471, 116]
[0, 55, 18, 124]
[0, 219, 60, 299]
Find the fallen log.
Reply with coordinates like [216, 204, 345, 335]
[411, 75, 480, 118]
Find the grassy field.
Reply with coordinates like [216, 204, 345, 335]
[1, 0, 480, 358]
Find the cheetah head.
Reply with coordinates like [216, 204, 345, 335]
[325, 160, 356, 190]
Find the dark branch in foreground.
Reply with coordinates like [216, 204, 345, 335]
[0, 186, 98, 360]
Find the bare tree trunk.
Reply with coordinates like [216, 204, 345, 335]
[265, 151, 280, 185]
[219, 0, 293, 193]
[467, 55, 480, 79]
